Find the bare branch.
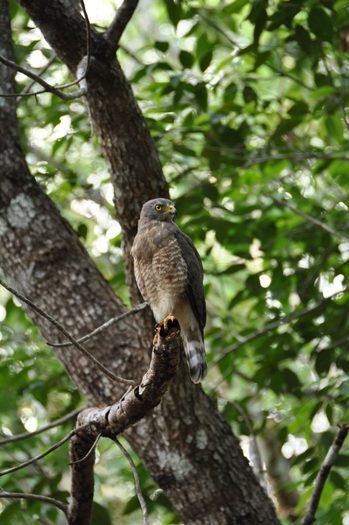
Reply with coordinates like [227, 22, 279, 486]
[302, 424, 349, 525]
[0, 0, 91, 100]
[0, 490, 68, 517]
[0, 426, 87, 478]
[214, 287, 348, 365]
[68, 317, 180, 525]
[104, 0, 139, 53]
[0, 408, 82, 446]
[48, 303, 148, 347]
[272, 196, 349, 242]
[115, 439, 149, 525]
[0, 277, 135, 386]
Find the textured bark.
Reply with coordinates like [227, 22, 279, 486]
[0, 1, 280, 523]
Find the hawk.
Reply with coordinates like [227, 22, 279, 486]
[131, 198, 207, 383]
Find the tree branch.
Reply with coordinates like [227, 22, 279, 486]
[0, 426, 89, 478]
[0, 408, 82, 446]
[0, 490, 68, 517]
[104, 0, 139, 54]
[0, 0, 91, 100]
[0, 277, 135, 386]
[272, 196, 349, 242]
[302, 424, 349, 525]
[68, 317, 180, 525]
[214, 287, 348, 366]
[48, 303, 148, 347]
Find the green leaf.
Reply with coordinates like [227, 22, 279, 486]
[163, 0, 183, 27]
[91, 502, 112, 525]
[155, 41, 169, 52]
[308, 8, 333, 42]
[179, 50, 194, 68]
[199, 50, 213, 72]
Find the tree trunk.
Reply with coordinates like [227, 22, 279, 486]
[0, 1, 280, 523]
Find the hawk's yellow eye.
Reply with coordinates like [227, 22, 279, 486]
[155, 204, 162, 211]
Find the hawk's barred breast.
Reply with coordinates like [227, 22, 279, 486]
[131, 198, 207, 383]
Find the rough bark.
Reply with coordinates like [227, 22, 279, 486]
[0, 1, 280, 523]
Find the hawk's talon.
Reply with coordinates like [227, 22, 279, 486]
[156, 315, 180, 337]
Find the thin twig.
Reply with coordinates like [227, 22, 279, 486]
[21, 54, 57, 95]
[48, 303, 148, 347]
[301, 424, 349, 525]
[272, 197, 349, 242]
[0, 277, 135, 386]
[69, 432, 101, 465]
[214, 287, 348, 365]
[0, 0, 91, 100]
[0, 408, 82, 446]
[104, 0, 139, 52]
[115, 439, 149, 525]
[0, 490, 68, 516]
[0, 424, 90, 478]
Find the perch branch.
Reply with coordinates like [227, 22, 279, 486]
[0, 490, 68, 516]
[48, 302, 148, 347]
[0, 277, 134, 386]
[104, 0, 139, 53]
[302, 424, 349, 525]
[68, 317, 180, 525]
[0, 407, 81, 446]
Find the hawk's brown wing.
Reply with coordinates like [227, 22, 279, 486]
[174, 228, 206, 335]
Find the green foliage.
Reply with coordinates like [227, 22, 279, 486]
[1, 0, 349, 523]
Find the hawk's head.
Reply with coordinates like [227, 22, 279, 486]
[140, 198, 176, 222]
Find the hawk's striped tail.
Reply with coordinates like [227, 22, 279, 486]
[182, 335, 207, 384]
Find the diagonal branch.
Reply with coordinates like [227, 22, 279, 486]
[0, 408, 82, 446]
[302, 424, 349, 525]
[272, 196, 349, 242]
[214, 286, 348, 365]
[104, 0, 139, 54]
[115, 438, 149, 525]
[0, 277, 135, 386]
[0, 425, 89, 478]
[0, 490, 68, 517]
[48, 302, 148, 347]
[0, 0, 91, 100]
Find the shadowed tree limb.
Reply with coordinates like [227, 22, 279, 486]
[68, 318, 180, 525]
[302, 424, 349, 525]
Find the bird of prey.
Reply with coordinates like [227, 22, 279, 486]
[131, 198, 207, 383]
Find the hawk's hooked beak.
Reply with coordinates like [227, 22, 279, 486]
[165, 204, 177, 218]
